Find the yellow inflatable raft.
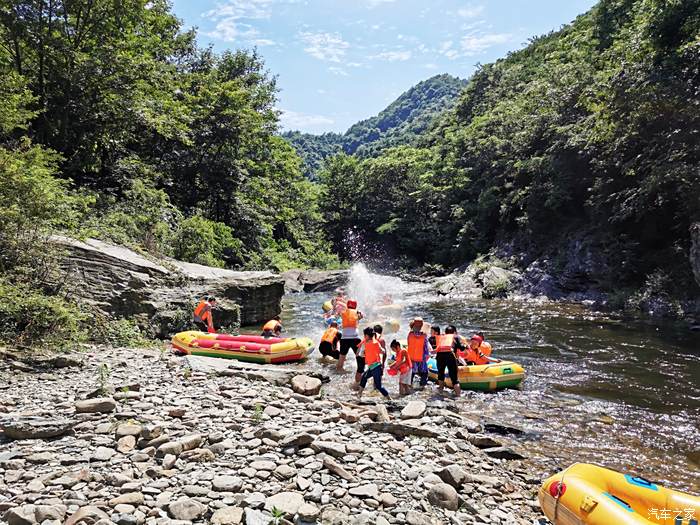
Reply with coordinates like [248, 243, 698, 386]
[427, 357, 525, 391]
[539, 463, 699, 525]
[171, 331, 314, 364]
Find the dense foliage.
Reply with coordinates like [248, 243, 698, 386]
[320, 0, 700, 297]
[0, 0, 336, 271]
[284, 74, 466, 178]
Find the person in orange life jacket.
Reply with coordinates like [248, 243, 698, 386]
[407, 317, 432, 388]
[465, 333, 492, 365]
[388, 339, 412, 396]
[193, 297, 217, 333]
[261, 315, 282, 338]
[357, 327, 390, 399]
[319, 321, 341, 360]
[337, 299, 364, 375]
[434, 325, 467, 397]
[373, 324, 387, 367]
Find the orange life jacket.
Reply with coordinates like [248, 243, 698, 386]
[363, 339, 382, 366]
[321, 327, 338, 344]
[341, 309, 359, 328]
[193, 300, 211, 322]
[465, 344, 490, 365]
[263, 320, 280, 331]
[407, 332, 427, 362]
[393, 347, 412, 374]
[435, 334, 455, 353]
[480, 341, 493, 357]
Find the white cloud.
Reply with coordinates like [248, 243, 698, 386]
[205, 20, 275, 45]
[299, 31, 350, 62]
[365, 0, 396, 7]
[457, 5, 485, 18]
[371, 50, 412, 62]
[204, 0, 274, 20]
[203, 0, 288, 45]
[279, 109, 334, 130]
[328, 66, 349, 76]
[423, 63, 439, 70]
[459, 32, 511, 54]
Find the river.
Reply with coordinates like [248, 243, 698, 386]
[251, 264, 700, 493]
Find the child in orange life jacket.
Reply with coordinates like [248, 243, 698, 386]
[407, 317, 432, 388]
[357, 327, 390, 399]
[261, 315, 282, 338]
[373, 324, 387, 367]
[465, 333, 492, 365]
[319, 321, 341, 360]
[388, 339, 412, 396]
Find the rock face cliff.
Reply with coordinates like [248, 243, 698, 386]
[53, 237, 285, 337]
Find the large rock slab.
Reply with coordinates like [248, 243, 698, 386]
[291, 375, 322, 396]
[0, 417, 74, 440]
[400, 400, 426, 419]
[361, 421, 437, 438]
[264, 491, 305, 516]
[282, 269, 348, 293]
[75, 397, 116, 414]
[53, 236, 285, 336]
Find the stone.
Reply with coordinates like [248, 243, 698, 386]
[75, 397, 117, 414]
[117, 435, 137, 453]
[140, 424, 162, 440]
[273, 464, 296, 480]
[380, 493, 397, 507]
[483, 421, 525, 435]
[291, 375, 322, 396]
[92, 446, 115, 461]
[180, 447, 215, 462]
[26, 451, 54, 463]
[34, 505, 66, 522]
[400, 400, 426, 419]
[323, 456, 356, 481]
[162, 454, 177, 469]
[483, 447, 526, 460]
[115, 423, 142, 438]
[110, 493, 144, 506]
[348, 483, 379, 499]
[3, 505, 35, 525]
[244, 508, 271, 525]
[0, 417, 74, 439]
[311, 440, 345, 458]
[427, 483, 459, 510]
[53, 235, 284, 334]
[211, 506, 244, 525]
[249, 460, 276, 471]
[213, 475, 243, 492]
[282, 269, 348, 293]
[465, 434, 502, 449]
[436, 465, 468, 489]
[278, 431, 314, 449]
[264, 492, 305, 516]
[297, 502, 320, 520]
[64, 506, 110, 525]
[361, 421, 437, 438]
[168, 498, 206, 521]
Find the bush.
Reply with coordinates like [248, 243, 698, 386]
[91, 315, 157, 348]
[172, 215, 243, 267]
[0, 281, 87, 349]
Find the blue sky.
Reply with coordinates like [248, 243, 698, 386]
[171, 0, 597, 134]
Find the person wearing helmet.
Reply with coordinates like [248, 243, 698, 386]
[465, 333, 492, 365]
[338, 299, 364, 380]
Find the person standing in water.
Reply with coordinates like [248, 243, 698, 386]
[389, 339, 412, 396]
[407, 317, 432, 389]
[434, 325, 464, 397]
[357, 326, 390, 400]
[338, 299, 363, 379]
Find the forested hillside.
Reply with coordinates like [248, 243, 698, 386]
[284, 74, 466, 178]
[0, 0, 337, 346]
[320, 0, 700, 302]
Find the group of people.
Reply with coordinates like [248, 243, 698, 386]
[318, 293, 495, 399]
[193, 297, 284, 338]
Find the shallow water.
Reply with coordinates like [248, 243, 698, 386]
[247, 264, 700, 493]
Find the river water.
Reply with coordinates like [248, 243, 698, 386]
[252, 264, 700, 493]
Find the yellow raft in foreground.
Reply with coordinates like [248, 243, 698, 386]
[539, 463, 699, 525]
[427, 357, 525, 391]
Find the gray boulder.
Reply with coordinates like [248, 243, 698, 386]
[1, 417, 74, 440]
[53, 236, 285, 337]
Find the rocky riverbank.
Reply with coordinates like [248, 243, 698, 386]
[0, 346, 548, 525]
